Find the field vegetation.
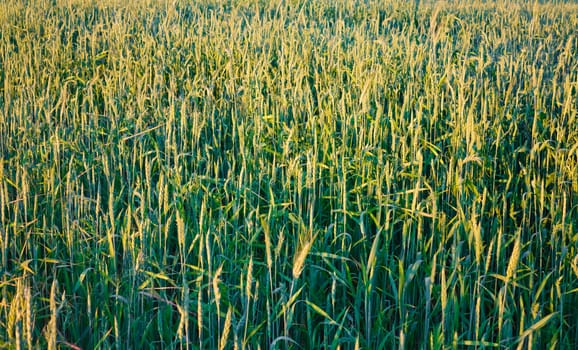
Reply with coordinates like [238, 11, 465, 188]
[1, 0, 577, 348]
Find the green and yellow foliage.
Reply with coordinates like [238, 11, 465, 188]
[1, 0, 577, 348]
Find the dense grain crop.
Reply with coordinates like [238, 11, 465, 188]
[1, 0, 577, 348]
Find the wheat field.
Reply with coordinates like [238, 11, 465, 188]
[1, 0, 577, 348]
